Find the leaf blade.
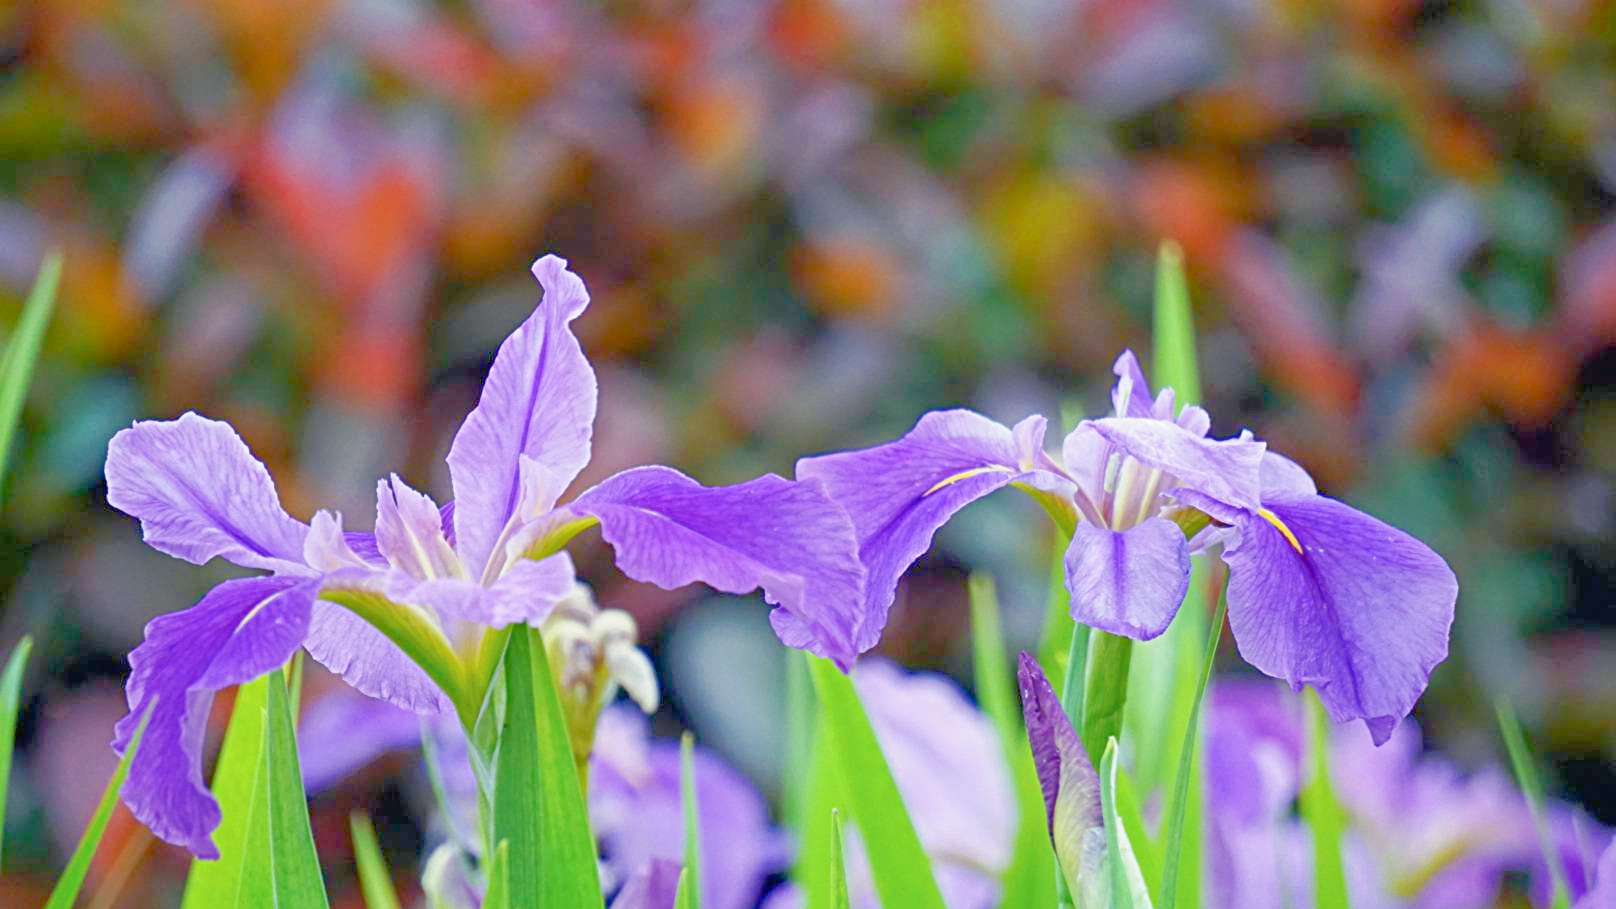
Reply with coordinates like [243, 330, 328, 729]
[350, 813, 403, 909]
[807, 656, 947, 909]
[0, 635, 32, 869]
[44, 700, 154, 909]
[263, 668, 330, 907]
[181, 676, 271, 908]
[0, 251, 62, 495]
[493, 625, 603, 907]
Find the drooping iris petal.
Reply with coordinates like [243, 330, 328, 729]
[608, 859, 684, 909]
[408, 552, 577, 628]
[302, 598, 452, 714]
[1217, 494, 1457, 744]
[446, 254, 597, 579]
[1016, 652, 1102, 890]
[105, 412, 310, 573]
[375, 474, 460, 580]
[1258, 450, 1317, 498]
[571, 465, 867, 667]
[1064, 517, 1190, 640]
[113, 575, 316, 857]
[795, 410, 1036, 654]
[1085, 416, 1267, 510]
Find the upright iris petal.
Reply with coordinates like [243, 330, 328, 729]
[104, 254, 867, 855]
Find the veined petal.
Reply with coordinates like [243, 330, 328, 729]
[1087, 416, 1267, 510]
[1260, 451, 1317, 498]
[446, 255, 597, 580]
[376, 475, 461, 580]
[105, 412, 309, 573]
[407, 552, 577, 628]
[1016, 652, 1103, 889]
[572, 465, 867, 667]
[114, 576, 316, 857]
[1110, 350, 1156, 419]
[1064, 517, 1190, 640]
[1575, 836, 1615, 909]
[305, 510, 374, 572]
[795, 410, 1031, 653]
[1220, 494, 1457, 744]
[303, 590, 452, 714]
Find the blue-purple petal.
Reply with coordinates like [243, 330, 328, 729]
[795, 410, 1031, 655]
[608, 859, 684, 909]
[1016, 652, 1101, 886]
[1064, 517, 1190, 640]
[114, 575, 316, 857]
[407, 552, 577, 628]
[298, 690, 426, 793]
[105, 412, 310, 574]
[446, 255, 598, 580]
[571, 465, 867, 667]
[1219, 494, 1457, 744]
[302, 594, 453, 715]
[1087, 416, 1267, 510]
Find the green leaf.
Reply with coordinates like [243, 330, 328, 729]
[1099, 738, 1155, 909]
[1300, 690, 1349, 909]
[493, 624, 603, 908]
[967, 575, 1055, 909]
[1496, 698, 1570, 909]
[44, 699, 153, 909]
[0, 635, 32, 868]
[483, 840, 512, 909]
[806, 656, 947, 909]
[1036, 530, 1077, 688]
[829, 809, 850, 909]
[793, 718, 842, 909]
[0, 251, 61, 496]
[262, 668, 330, 907]
[349, 813, 403, 909]
[783, 649, 815, 835]
[182, 676, 270, 908]
[1159, 589, 1226, 909]
[1151, 242, 1200, 406]
[677, 731, 702, 909]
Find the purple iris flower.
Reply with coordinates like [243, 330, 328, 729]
[797, 350, 1458, 743]
[1203, 678, 1612, 909]
[103, 255, 865, 857]
[1016, 652, 1106, 903]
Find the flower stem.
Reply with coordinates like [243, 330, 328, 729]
[1080, 630, 1133, 764]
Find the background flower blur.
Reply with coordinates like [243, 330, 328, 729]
[2, 0, 1614, 904]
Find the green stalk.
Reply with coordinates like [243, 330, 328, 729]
[1080, 631, 1133, 765]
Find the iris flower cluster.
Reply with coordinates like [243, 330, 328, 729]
[103, 253, 1489, 906]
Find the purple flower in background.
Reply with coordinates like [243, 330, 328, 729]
[299, 692, 785, 909]
[104, 255, 865, 857]
[797, 350, 1458, 743]
[764, 659, 1017, 909]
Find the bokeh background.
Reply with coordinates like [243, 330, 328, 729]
[2, 0, 1614, 904]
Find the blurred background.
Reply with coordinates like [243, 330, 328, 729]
[2, 0, 1614, 904]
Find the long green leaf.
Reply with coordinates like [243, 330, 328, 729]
[1159, 590, 1226, 909]
[349, 814, 403, 909]
[493, 624, 603, 907]
[262, 668, 329, 907]
[1099, 738, 1155, 909]
[1151, 242, 1199, 405]
[829, 809, 849, 909]
[677, 731, 702, 909]
[482, 840, 512, 909]
[44, 700, 153, 909]
[0, 252, 61, 495]
[794, 716, 842, 909]
[182, 676, 271, 907]
[968, 575, 1055, 909]
[0, 635, 32, 868]
[1300, 690, 1349, 909]
[1496, 698, 1570, 909]
[806, 657, 947, 909]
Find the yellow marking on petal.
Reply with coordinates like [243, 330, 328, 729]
[1259, 507, 1303, 554]
[924, 465, 1015, 496]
